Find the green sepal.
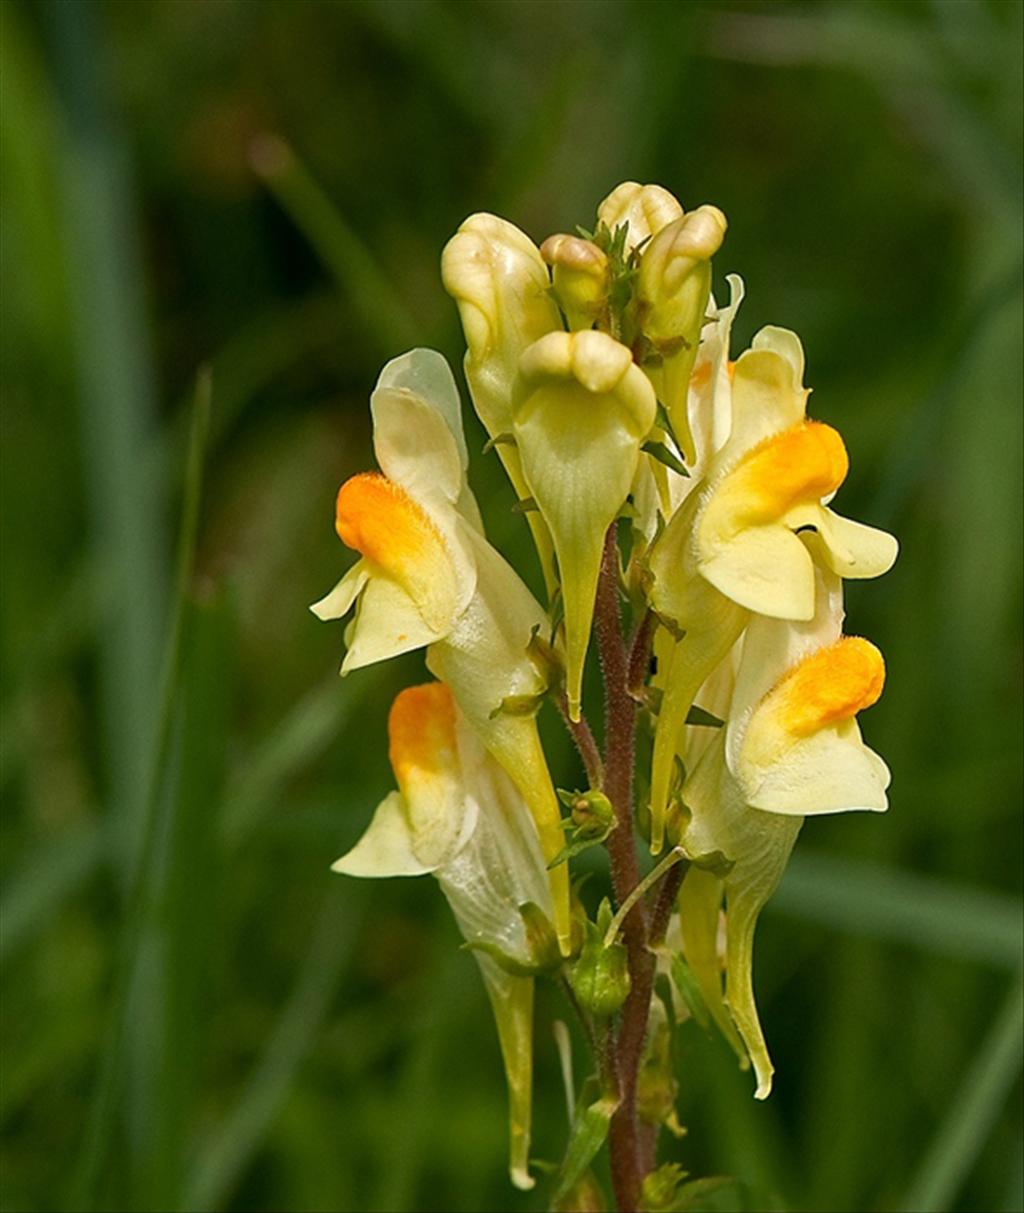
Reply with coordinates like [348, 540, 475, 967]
[653, 400, 682, 450]
[482, 431, 516, 454]
[673, 1176, 755, 1211]
[643, 440, 690, 478]
[640, 1163, 689, 1213]
[686, 848, 734, 877]
[488, 691, 544, 720]
[547, 833, 611, 870]
[462, 938, 541, 978]
[551, 1075, 620, 1206]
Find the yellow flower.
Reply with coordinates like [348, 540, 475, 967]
[335, 682, 555, 1189]
[679, 568, 890, 1098]
[512, 329, 657, 719]
[311, 349, 571, 950]
[645, 329, 897, 851]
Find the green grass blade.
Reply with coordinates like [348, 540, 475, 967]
[183, 889, 363, 1212]
[902, 979, 1024, 1212]
[75, 370, 212, 1209]
[249, 135, 419, 353]
[221, 675, 372, 847]
[771, 850, 1023, 969]
[0, 821, 104, 963]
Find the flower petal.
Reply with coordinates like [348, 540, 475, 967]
[387, 683, 478, 867]
[334, 472, 472, 632]
[341, 575, 448, 672]
[699, 524, 817, 620]
[309, 559, 369, 621]
[371, 350, 467, 506]
[441, 212, 560, 438]
[742, 723, 891, 816]
[807, 508, 899, 580]
[720, 337, 809, 462]
[331, 790, 435, 878]
[441, 212, 561, 591]
[376, 347, 470, 473]
[427, 524, 572, 952]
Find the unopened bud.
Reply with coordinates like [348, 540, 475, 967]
[640, 1163, 688, 1213]
[560, 788, 615, 838]
[570, 904, 631, 1017]
[636, 205, 727, 465]
[597, 182, 683, 254]
[541, 234, 609, 331]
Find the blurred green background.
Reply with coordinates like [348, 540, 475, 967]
[3, 1, 1022, 1210]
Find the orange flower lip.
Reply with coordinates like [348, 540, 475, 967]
[770, 637, 885, 737]
[388, 682, 457, 791]
[723, 420, 849, 525]
[335, 472, 444, 569]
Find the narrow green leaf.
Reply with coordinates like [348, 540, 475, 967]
[250, 135, 418, 352]
[552, 1080, 619, 1204]
[773, 850, 1024, 969]
[902, 979, 1024, 1212]
[184, 892, 363, 1211]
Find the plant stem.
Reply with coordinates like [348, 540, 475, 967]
[594, 524, 653, 1213]
[555, 692, 605, 790]
[648, 860, 688, 948]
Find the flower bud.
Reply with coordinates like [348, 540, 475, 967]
[597, 181, 683, 253]
[636, 1017, 678, 1128]
[560, 787, 615, 838]
[541, 233, 609, 331]
[441, 213, 562, 592]
[570, 901, 631, 1017]
[640, 1164, 687, 1213]
[637, 205, 728, 465]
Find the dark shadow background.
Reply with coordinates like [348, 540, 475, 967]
[2, 1, 1022, 1211]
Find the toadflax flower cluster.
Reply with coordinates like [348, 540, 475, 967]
[311, 181, 897, 1201]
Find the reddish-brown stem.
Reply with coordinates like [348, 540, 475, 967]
[594, 524, 653, 1213]
[555, 692, 604, 790]
[648, 859, 687, 948]
[627, 609, 656, 702]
